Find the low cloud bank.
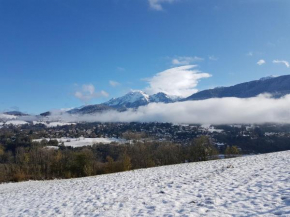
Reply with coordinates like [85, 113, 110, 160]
[47, 94, 290, 125]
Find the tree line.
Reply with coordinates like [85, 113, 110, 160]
[0, 135, 243, 183]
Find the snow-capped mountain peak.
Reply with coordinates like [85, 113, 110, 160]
[149, 92, 176, 103]
[66, 91, 178, 114]
[125, 90, 150, 102]
[104, 90, 150, 108]
[102, 91, 180, 109]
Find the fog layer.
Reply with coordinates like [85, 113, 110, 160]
[45, 94, 290, 124]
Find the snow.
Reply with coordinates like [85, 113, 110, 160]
[259, 75, 277, 81]
[0, 151, 289, 216]
[207, 127, 223, 133]
[230, 124, 242, 128]
[44, 146, 59, 150]
[201, 125, 223, 133]
[201, 124, 211, 128]
[5, 120, 28, 126]
[149, 94, 163, 102]
[105, 90, 150, 106]
[104, 91, 179, 107]
[33, 137, 126, 147]
[167, 95, 182, 101]
[45, 122, 75, 128]
[0, 113, 17, 120]
[33, 121, 75, 128]
[0, 120, 73, 128]
[32, 121, 45, 125]
[215, 142, 225, 146]
[246, 125, 255, 130]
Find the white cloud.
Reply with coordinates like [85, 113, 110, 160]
[74, 84, 109, 103]
[148, 0, 178, 11]
[209, 56, 218, 61]
[100, 90, 109, 97]
[49, 94, 290, 125]
[273, 60, 289, 68]
[117, 67, 125, 72]
[82, 84, 95, 95]
[144, 65, 211, 97]
[109, 80, 120, 87]
[247, 52, 253, 56]
[172, 56, 204, 65]
[257, 59, 266, 66]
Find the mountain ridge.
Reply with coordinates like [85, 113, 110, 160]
[67, 91, 179, 115]
[184, 74, 290, 101]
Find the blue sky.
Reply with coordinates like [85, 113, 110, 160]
[0, 0, 289, 114]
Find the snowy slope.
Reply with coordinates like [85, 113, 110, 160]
[103, 91, 178, 109]
[149, 92, 175, 103]
[104, 90, 150, 108]
[0, 151, 290, 216]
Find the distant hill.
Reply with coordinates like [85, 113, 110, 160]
[40, 111, 51, 116]
[4, 111, 28, 116]
[68, 104, 116, 115]
[184, 75, 290, 101]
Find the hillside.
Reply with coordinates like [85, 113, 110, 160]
[0, 151, 289, 216]
[185, 75, 290, 101]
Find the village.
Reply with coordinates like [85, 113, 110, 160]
[1, 121, 290, 154]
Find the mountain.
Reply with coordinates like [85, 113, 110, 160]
[40, 111, 51, 116]
[66, 91, 179, 115]
[104, 90, 150, 109]
[104, 91, 179, 108]
[4, 111, 28, 116]
[68, 104, 116, 115]
[184, 75, 290, 101]
[149, 92, 176, 103]
[259, 75, 277, 81]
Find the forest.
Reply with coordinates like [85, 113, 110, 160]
[0, 135, 236, 183]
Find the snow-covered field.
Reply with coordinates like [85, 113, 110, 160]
[33, 137, 126, 147]
[0, 151, 290, 217]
